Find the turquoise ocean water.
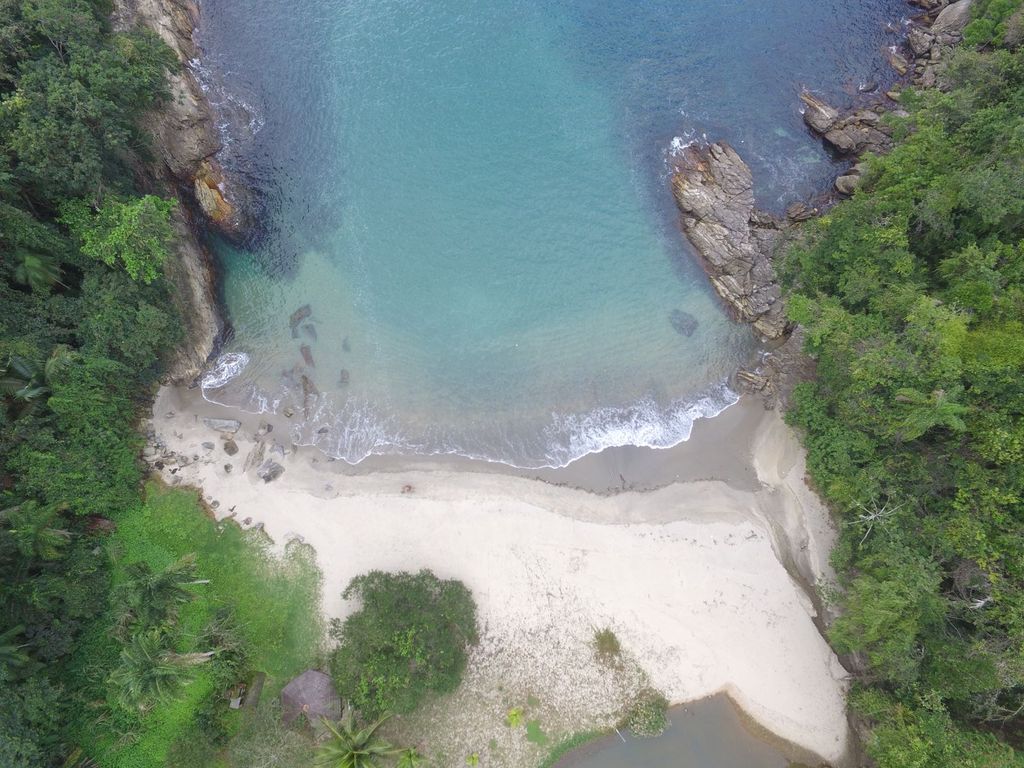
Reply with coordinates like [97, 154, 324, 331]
[194, 0, 908, 468]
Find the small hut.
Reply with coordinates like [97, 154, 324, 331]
[279, 669, 342, 725]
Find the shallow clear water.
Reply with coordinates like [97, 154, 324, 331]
[195, 0, 907, 468]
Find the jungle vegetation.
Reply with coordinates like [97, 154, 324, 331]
[783, 9, 1024, 765]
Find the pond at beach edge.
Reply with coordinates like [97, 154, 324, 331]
[554, 695, 810, 768]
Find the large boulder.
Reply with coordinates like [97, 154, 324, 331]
[203, 417, 242, 433]
[256, 459, 284, 483]
[671, 143, 790, 340]
[931, 0, 974, 36]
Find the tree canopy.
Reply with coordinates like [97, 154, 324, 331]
[783, 38, 1024, 767]
[330, 570, 479, 718]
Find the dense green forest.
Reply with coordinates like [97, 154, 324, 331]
[0, 2, 324, 766]
[784, 9, 1024, 766]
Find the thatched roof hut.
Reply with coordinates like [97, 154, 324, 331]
[279, 669, 342, 724]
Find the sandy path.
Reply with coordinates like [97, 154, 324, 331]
[147, 387, 849, 765]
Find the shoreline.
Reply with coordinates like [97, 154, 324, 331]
[162, 383, 764, 495]
[146, 385, 850, 765]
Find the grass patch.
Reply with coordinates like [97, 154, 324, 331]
[536, 730, 610, 768]
[525, 719, 549, 746]
[593, 627, 621, 663]
[111, 482, 323, 687]
[72, 481, 324, 767]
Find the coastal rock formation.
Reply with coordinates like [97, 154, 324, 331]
[906, 0, 975, 88]
[161, 209, 220, 380]
[671, 143, 790, 341]
[931, 0, 973, 36]
[799, 92, 894, 157]
[112, 0, 249, 383]
[795, 1, 974, 200]
[114, 0, 249, 235]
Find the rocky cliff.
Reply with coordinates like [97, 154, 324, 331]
[112, 0, 242, 383]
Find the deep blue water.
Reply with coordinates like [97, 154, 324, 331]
[193, 0, 908, 468]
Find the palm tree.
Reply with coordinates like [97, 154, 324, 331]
[0, 625, 30, 673]
[14, 252, 63, 293]
[111, 553, 208, 638]
[108, 628, 214, 712]
[396, 748, 425, 768]
[316, 710, 398, 768]
[0, 346, 73, 419]
[1, 501, 71, 560]
[893, 386, 970, 441]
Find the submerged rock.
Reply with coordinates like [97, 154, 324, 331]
[669, 309, 699, 337]
[301, 375, 319, 419]
[300, 344, 315, 368]
[289, 305, 312, 331]
[341, 336, 351, 353]
[203, 417, 241, 434]
[671, 142, 790, 340]
[338, 369, 350, 386]
[223, 439, 239, 456]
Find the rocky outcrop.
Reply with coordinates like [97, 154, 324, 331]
[735, 327, 816, 410]
[161, 208, 220, 382]
[114, 0, 249, 228]
[799, 93, 894, 157]
[798, 92, 894, 196]
[671, 143, 790, 341]
[112, 0, 245, 383]
[797, 0, 975, 198]
[906, 0, 975, 89]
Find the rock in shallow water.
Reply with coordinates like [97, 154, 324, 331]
[203, 417, 241, 433]
[289, 304, 311, 331]
[671, 142, 790, 340]
[669, 309, 699, 337]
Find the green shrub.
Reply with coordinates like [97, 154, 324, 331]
[623, 687, 669, 738]
[329, 569, 478, 718]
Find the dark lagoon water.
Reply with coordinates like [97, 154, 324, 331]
[556, 697, 794, 768]
[193, 0, 908, 468]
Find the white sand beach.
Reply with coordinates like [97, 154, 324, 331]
[146, 386, 850, 765]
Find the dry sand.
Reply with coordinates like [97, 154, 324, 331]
[146, 386, 850, 766]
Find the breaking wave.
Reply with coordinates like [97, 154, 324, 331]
[200, 352, 250, 389]
[196, 352, 739, 469]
